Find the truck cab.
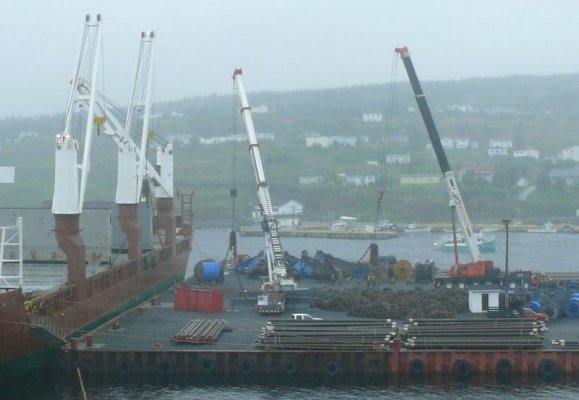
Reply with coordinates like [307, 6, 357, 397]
[291, 313, 321, 320]
[521, 307, 548, 320]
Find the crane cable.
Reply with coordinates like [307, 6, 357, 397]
[374, 52, 399, 234]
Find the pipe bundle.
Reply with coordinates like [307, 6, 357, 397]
[171, 319, 227, 344]
[402, 318, 546, 349]
[255, 319, 398, 350]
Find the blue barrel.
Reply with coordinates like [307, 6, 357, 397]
[563, 293, 579, 318]
[194, 260, 222, 282]
[527, 299, 545, 313]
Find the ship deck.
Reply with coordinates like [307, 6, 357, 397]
[77, 273, 579, 353]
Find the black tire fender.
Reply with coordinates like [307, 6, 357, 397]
[325, 360, 340, 376]
[409, 358, 426, 375]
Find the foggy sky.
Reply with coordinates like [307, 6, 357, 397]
[2, 0, 578, 119]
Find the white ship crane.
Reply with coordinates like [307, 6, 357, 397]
[52, 15, 103, 215]
[232, 69, 296, 292]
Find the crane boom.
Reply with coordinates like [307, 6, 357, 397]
[395, 47, 482, 262]
[232, 68, 296, 291]
[52, 14, 102, 215]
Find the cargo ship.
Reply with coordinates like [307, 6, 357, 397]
[0, 15, 194, 383]
[0, 198, 193, 383]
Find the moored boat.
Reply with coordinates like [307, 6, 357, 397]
[433, 232, 496, 253]
[528, 222, 557, 233]
[404, 223, 432, 234]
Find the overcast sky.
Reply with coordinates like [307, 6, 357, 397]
[2, 0, 578, 119]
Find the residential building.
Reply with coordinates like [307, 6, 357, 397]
[458, 164, 495, 183]
[488, 148, 508, 156]
[513, 147, 540, 160]
[489, 139, 513, 148]
[251, 200, 303, 227]
[298, 176, 324, 185]
[549, 168, 579, 186]
[400, 175, 441, 184]
[560, 146, 579, 162]
[305, 135, 357, 148]
[344, 175, 376, 186]
[386, 154, 411, 164]
[362, 113, 383, 122]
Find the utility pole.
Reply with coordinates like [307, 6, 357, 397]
[501, 218, 511, 309]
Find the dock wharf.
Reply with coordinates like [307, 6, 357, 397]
[60, 273, 579, 383]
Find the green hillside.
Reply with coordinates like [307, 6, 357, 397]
[1, 74, 579, 226]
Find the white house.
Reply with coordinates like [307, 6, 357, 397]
[362, 113, 383, 122]
[400, 175, 441, 184]
[469, 287, 501, 313]
[298, 176, 324, 185]
[251, 200, 303, 227]
[199, 134, 246, 144]
[252, 105, 269, 113]
[386, 154, 411, 164]
[454, 138, 470, 149]
[165, 134, 193, 145]
[306, 135, 357, 148]
[277, 200, 303, 216]
[441, 138, 454, 149]
[489, 139, 513, 148]
[488, 148, 508, 156]
[344, 175, 376, 186]
[560, 146, 579, 162]
[513, 147, 540, 160]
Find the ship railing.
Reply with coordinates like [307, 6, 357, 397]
[86, 258, 138, 298]
[31, 284, 77, 317]
[27, 313, 67, 342]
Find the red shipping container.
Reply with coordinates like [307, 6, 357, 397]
[174, 286, 223, 312]
[174, 285, 189, 310]
[197, 288, 224, 312]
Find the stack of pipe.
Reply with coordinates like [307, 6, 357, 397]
[402, 318, 546, 349]
[171, 319, 227, 344]
[255, 319, 398, 350]
[551, 339, 579, 349]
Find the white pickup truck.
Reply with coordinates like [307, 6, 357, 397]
[291, 313, 322, 320]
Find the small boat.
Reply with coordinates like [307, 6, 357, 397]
[434, 232, 496, 253]
[480, 227, 499, 233]
[404, 223, 432, 234]
[528, 223, 557, 233]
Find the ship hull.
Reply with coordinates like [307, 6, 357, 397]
[0, 235, 191, 382]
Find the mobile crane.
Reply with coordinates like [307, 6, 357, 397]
[232, 69, 297, 314]
[395, 47, 500, 288]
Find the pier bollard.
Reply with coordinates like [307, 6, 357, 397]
[86, 334, 94, 347]
[70, 338, 78, 351]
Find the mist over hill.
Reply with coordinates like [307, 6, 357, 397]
[1, 74, 578, 225]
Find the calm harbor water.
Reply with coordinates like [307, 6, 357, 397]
[10, 228, 579, 399]
[189, 228, 579, 276]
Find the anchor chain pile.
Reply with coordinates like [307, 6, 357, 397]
[314, 288, 468, 319]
